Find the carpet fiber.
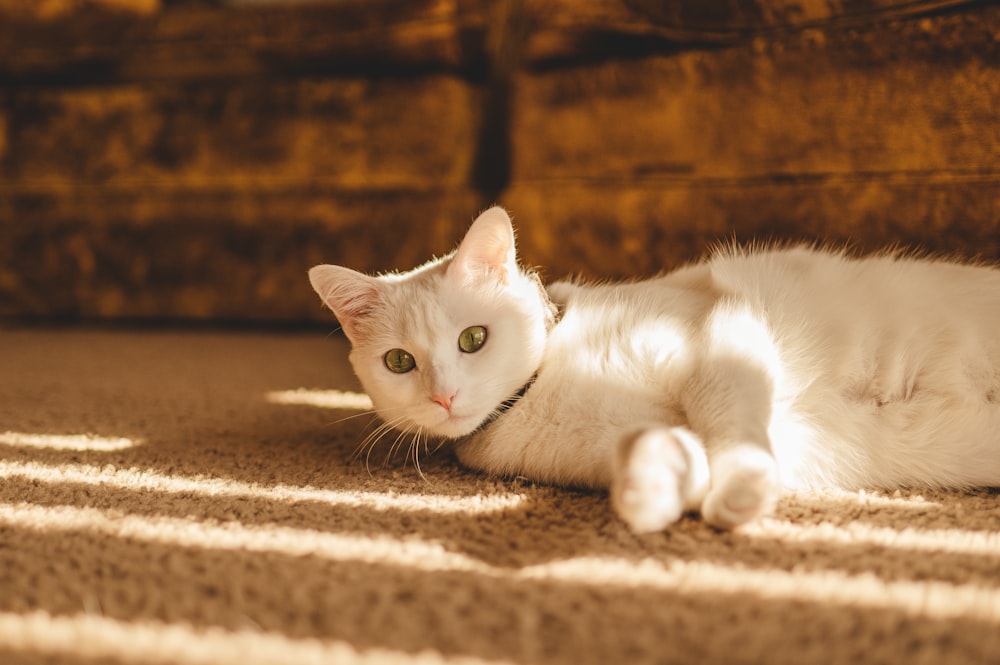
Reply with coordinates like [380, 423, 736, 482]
[1, 328, 998, 665]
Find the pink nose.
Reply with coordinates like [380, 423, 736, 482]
[431, 391, 455, 411]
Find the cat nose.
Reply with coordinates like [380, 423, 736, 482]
[431, 391, 456, 411]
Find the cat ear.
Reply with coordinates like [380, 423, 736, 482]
[308, 264, 382, 342]
[448, 206, 517, 284]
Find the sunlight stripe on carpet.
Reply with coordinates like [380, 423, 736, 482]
[0, 460, 524, 514]
[0, 611, 509, 665]
[743, 518, 1000, 556]
[517, 557, 1000, 623]
[0, 502, 484, 572]
[786, 488, 945, 511]
[0, 431, 138, 451]
[1, 501, 997, 623]
[267, 389, 373, 411]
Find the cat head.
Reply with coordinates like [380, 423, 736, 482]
[309, 207, 555, 439]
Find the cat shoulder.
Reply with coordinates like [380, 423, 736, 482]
[545, 280, 576, 306]
[701, 240, 859, 285]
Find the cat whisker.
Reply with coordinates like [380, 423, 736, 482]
[410, 429, 428, 481]
[360, 418, 436, 481]
[384, 425, 414, 469]
[355, 414, 409, 477]
[357, 430, 386, 477]
[428, 436, 450, 455]
[353, 419, 387, 460]
[326, 410, 379, 428]
[352, 408, 407, 444]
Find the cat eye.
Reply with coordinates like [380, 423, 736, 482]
[384, 348, 416, 373]
[458, 325, 487, 353]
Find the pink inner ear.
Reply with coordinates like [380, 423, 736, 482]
[451, 207, 516, 282]
[309, 265, 382, 340]
[337, 285, 379, 319]
[332, 284, 381, 340]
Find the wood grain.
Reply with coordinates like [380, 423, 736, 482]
[0, 0, 487, 85]
[505, 179, 1000, 280]
[521, 0, 981, 64]
[3, 77, 478, 188]
[0, 188, 477, 321]
[507, 2, 1000, 278]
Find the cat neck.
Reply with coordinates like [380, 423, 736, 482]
[472, 373, 538, 434]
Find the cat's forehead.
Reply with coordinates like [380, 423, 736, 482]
[384, 276, 484, 322]
[368, 265, 493, 346]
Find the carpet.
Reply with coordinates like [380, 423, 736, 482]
[0, 327, 997, 665]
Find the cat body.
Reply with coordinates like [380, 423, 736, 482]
[309, 207, 1000, 530]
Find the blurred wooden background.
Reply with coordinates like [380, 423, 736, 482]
[1, 0, 998, 324]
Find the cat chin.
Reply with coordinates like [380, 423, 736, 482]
[427, 414, 486, 440]
[379, 405, 486, 440]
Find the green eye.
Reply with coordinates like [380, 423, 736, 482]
[384, 348, 416, 373]
[458, 325, 487, 353]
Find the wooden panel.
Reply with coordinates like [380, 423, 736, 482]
[507, 3, 1000, 277]
[514, 56, 1000, 181]
[0, 73, 481, 322]
[0, 0, 487, 84]
[0, 188, 477, 322]
[505, 180, 1000, 280]
[0, 0, 492, 323]
[2, 77, 478, 188]
[521, 0, 978, 63]
[514, 8, 1000, 180]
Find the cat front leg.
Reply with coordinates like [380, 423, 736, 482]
[611, 426, 710, 532]
[700, 444, 778, 529]
[683, 300, 781, 529]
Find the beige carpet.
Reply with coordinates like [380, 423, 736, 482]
[1, 327, 998, 665]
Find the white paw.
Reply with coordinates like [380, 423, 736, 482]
[611, 428, 694, 533]
[701, 445, 778, 529]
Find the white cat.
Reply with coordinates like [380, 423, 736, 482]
[308, 207, 1000, 531]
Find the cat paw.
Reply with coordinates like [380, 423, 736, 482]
[701, 445, 779, 529]
[611, 428, 693, 533]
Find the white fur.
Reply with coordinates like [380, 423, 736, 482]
[310, 207, 1000, 531]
